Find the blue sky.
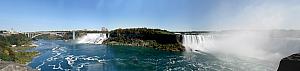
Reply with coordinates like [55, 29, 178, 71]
[0, 0, 299, 32]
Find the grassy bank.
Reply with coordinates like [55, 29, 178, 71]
[11, 46, 39, 64]
[14, 51, 39, 64]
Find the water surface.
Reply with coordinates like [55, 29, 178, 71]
[28, 40, 275, 71]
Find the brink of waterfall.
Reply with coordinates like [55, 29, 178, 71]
[182, 34, 214, 52]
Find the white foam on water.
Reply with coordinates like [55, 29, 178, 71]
[35, 61, 45, 70]
[65, 55, 77, 66]
[34, 46, 69, 70]
[76, 63, 89, 71]
[33, 42, 109, 71]
[97, 59, 106, 63]
[48, 61, 64, 70]
[63, 54, 108, 70]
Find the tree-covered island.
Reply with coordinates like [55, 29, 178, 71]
[103, 28, 185, 51]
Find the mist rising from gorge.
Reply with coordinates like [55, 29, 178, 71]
[202, 0, 300, 61]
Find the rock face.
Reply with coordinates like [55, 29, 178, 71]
[277, 53, 300, 71]
[0, 61, 36, 71]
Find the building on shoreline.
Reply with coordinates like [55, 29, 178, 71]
[0, 30, 20, 36]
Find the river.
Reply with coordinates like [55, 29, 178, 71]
[25, 40, 279, 71]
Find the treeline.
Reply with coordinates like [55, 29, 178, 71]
[109, 28, 178, 44]
[34, 34, 64, 40]
[0, 34, 31, 46]
[104, 28, 185, 51]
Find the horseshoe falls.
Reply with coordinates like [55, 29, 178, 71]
[182, 34, 214, 52]
[182, 32, 300, 71]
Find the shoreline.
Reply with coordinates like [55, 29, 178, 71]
[10, 43, 40, 65]
[103, 39, 185, 52]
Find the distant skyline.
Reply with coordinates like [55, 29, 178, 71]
[0, 0, 300, 32]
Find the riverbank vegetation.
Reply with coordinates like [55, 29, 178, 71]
[0, 34, 39, 64]
[103, 28, 185, 51]
[33, 34, 64, 40]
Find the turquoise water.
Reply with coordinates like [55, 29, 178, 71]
[28, 40, 275, 71]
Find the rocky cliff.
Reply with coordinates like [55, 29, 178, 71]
[277, 53, 300, 71]
[0, 61, 36, 71]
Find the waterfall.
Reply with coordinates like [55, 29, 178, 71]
[182, 34, 214, 52]
[182, 31, 300, 61]
[77, 33, 108, 44]
[182, 33, 278, 60]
